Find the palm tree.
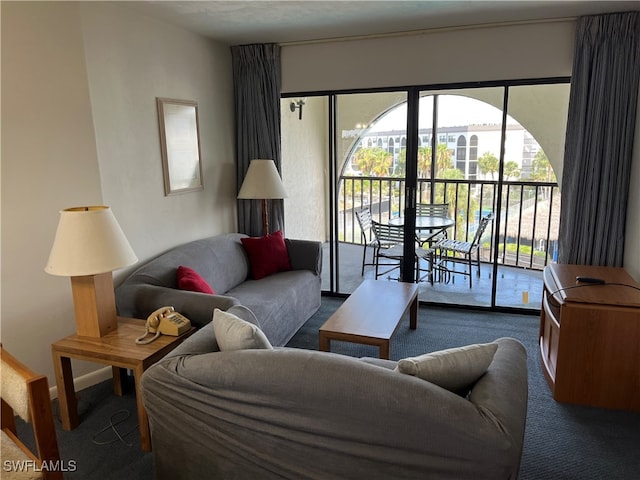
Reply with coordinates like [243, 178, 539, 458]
[353, 147, 393, 177]
[417, 146, 431, 178]
[417, 144, 454, 178]
[478, 151, 499, 179]
[530, 150, 557, 182]
[395, 148, 407, 177]
[504, 161, 521, 180]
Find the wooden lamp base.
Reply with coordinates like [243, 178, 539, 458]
[69, 272, 118, 337]
[261, 198, 270, 235]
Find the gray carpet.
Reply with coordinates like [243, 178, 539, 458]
[288, 297, 640, 480]
[20, 297, 640, 479]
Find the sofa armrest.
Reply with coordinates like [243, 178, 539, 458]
[468, 337, 528, 473]
[116, 284, 240, 328]
[285, 238, 322, 275]
[164, 322, 219, 359]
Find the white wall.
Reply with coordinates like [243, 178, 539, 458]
[79, 3, 236, 266]
[1, 2, 105, 381]
[281, 97, 328, 241]
[281, 19, 640, 279]
[281, 21, 575, 93]
[1, 2, 235, 384]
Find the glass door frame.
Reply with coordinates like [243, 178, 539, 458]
[400, 88, 420, 282]
[283, 75, 570, 311]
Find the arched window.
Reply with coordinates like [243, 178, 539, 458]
[469, 135, 479, 179]
[470, 135, 478, 160]
[456, 135, 467, 173]
[339, 94, 554, 186]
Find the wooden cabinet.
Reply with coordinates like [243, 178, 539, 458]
[539, 264, 640, 412]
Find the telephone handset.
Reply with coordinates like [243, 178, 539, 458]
[135, 306, 191, 345]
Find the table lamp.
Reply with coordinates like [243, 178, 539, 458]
[237, 159, 287, 235]
[45, 206, 137, 338]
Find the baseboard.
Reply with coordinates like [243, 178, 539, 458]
[49, 366, 113, 399]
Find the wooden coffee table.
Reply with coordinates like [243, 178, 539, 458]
[319, 279, 419, 359]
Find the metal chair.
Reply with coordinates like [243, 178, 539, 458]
[415, 203, 450, 247]
[355, 208, 377, 275]
[1, 345, 62, 479]
[370, 221, 405, 280]
[370, 220, 440, 283]
[435, 213, 494, 288]
[415, 246, 438, 284]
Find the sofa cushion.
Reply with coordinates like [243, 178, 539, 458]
[212, 308, 272, 351]
[241, 230, 292, 280]
[395, 342, 498, 391]
[226, 269, 321, 346]
[177, 266, 215, 294]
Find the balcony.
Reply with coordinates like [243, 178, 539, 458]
[322, 175, 560, 311]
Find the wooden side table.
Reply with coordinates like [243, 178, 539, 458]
[51, 317, 195, 451]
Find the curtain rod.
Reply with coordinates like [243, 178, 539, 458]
[279, 16, 576, 47]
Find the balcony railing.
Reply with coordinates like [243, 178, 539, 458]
[339, 176, 560, 271]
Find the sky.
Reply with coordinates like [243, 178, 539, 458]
[371, 94, 518, 132]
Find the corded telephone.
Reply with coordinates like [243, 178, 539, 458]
[135, 306, 191, 344]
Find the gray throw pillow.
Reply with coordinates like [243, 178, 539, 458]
[395, 342, 498, 391]
[212, 308, 272, 351]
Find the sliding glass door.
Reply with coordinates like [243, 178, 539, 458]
[334, 92, 408, 294]
[495, 83, 568, 309]
[416, 88, 504, 307]
[281, 78, 569, 311]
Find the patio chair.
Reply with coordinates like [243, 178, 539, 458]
[355, 207, 378, 275]
[1, 345, 62, 479]
[415, 246, 438, 284]
[415, 203, 450, 247]
[370, 221, 438, 283]
[370, 221, 405, 280]
[435, 213, 494, 288]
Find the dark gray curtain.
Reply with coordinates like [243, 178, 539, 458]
[558, 12, 640, 266]
[231, 44, 283, 236]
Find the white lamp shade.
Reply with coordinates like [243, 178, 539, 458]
[237, 159, 287, 199]
[45, 206, 138, 276]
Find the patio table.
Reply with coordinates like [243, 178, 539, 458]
[388, 215, 455, 232]
[388, 215, 455, 245]
[388, 215, 455, 282]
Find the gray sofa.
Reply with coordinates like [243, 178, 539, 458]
[115, 233, 322, 346]
[141, 326, 528, 480]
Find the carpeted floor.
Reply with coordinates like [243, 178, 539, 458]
[288, 297, 640, 480]
[23, 297, 640, 479]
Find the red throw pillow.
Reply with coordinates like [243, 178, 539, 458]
[241, 230, 292, 280]
[177, 266, 215, 294]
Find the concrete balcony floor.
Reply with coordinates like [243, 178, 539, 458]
[322, 242, 544, 311]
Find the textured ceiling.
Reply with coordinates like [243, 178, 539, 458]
[125, 1, 640, 45]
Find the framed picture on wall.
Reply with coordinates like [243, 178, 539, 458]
[156, 98, 204, 195]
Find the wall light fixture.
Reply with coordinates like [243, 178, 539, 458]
[289, 98, 306, 120]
